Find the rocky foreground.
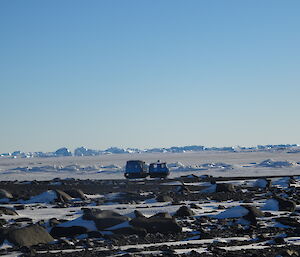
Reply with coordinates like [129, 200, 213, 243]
[0, 175, 300, 256]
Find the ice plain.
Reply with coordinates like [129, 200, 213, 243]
[1, 151, 300, 181]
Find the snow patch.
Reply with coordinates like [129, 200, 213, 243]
[25, 190, 57, 203]
[58, 216, 97, 231]
[257, 159, 297, 168]
[215, 206, 249, 219]
[262, 199, 279, 211]
[253, 178, 268, 188]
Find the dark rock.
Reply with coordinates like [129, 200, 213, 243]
[36, 220, 45, 226]
[58, 238, 74, 246]
[174, 206, 194, 217]
[53, 202, 70, 208]
[273, 237, 285, 244]
[14, 205, 25, 210]
[49, 218, 62, 227]
[82, 209, 129, 230]
[171, 200, 182, 205]
[118, 254, 136, 257]
[50, 226, 88, 238]
[14, 217, 32, 223]
[130, 217, 181, 234]
[0, 228, 7, 246]
[275, 217, 300, 228]
[190, 203, 201, 209]
[216, 183, 235, 193]
[156, 195, 173, 202]
[54, 190, 72, 203]
[87, 231, 103, 238]
[112, 226, 147, 236]
[64, 189, 87, 200]
[265, 178, 272, 188]
[190, 250, 202, 256]
[7, 224, 54, 247]
[20, 246, 37, 255]
[243, 205, 264, 217]
[275, 196, 296, 212]
[0, 206, 18, 216]
[289, 177, 297, 184]
[258, 234, 270, 240]
[176, 185, 190, 194]
[134, 210, 145, 218]
[0, 219, 7, 226]
[0, 189, 13, 199]
[242, 205, 264, 225]
[150, 212, 172, 219]
[264, 212, 274, 217]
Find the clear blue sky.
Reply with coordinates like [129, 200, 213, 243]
[0, 0, 299, 152]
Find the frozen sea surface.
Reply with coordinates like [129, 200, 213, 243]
[1, 151, 300, 181]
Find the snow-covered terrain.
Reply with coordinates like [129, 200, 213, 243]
[1, 173, 300, 256]
[1, 151, 300, 256]
[1, 151, 300, 181]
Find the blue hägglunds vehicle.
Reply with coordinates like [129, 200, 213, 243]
[124, 160, 148, 179]
[149, 160, 170, 178]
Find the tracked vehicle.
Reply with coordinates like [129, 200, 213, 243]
[149, 160, 170, 178]
[124, 160, 148, 179]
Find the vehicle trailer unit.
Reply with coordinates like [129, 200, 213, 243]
[149, 161, 170, 178]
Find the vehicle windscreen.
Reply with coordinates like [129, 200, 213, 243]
[126, 162, 143, 173]
[150, 163, 168, 172]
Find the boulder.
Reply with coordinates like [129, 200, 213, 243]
[14, 217, 32, 223]
[0, 189, 13, 199]
[289, 176, 297, 184]
[112, 226, 147, 236]
[130, 217, 181, 234]
[175, 185, 190, 195]
[64, 189, 87, 200]
[150, 212, 172, 219]
[134, 210, 145, 218]
[0, 206, 18, 216]
[50, 226, 88, 238]
[275, 217, 300, 228]
[216, 183, 235, 193]
[174, 206, 194, 217]
[7, 225, 54, 247]
[14, 205, 25, 210]
[275, 196, 296, 212]
[49, 218, 62, 227]
[0, 228, 7, 245]
[190, 203, 201, 209]
[82, 209, 129, 230]
[242, 205, 264, 225]
[0, 219, 7, 226]
[273, 237, 285, 244]
[243, 205, 264, 217]
[156, 195, 173, 202]
[87, 231, 103, 238]
[54, 190, 72, 203]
